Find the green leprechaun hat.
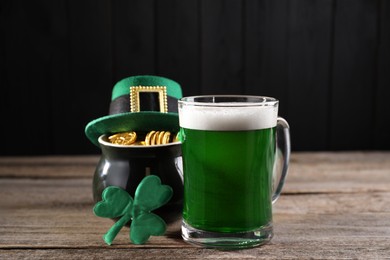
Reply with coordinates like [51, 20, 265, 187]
[85, 75, 182, 147]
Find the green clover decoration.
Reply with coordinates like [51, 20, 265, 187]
[93, 175, 173, 245]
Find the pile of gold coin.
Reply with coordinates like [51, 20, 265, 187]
[108, 131, 178, 146]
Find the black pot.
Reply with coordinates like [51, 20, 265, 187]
[92, 135, 183, 225]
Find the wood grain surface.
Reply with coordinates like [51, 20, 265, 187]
[1, 152, 389, 259]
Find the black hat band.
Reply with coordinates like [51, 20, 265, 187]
[109, 94, 179, 115]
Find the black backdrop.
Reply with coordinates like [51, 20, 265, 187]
[1, 0, 389, 155]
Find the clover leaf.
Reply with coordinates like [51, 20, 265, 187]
[93, 175, 173, 245]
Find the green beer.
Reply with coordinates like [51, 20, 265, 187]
[179, 95, 289, 248]
[181, 127, 276, 232]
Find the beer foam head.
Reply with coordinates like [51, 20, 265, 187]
[179, 97, 278, 131]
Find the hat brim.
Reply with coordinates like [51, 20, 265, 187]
[85, 112, 180, 147]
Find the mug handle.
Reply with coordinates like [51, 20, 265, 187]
[272, 117, 291, 204]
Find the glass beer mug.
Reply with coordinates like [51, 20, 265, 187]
[178, 95, 290, 249]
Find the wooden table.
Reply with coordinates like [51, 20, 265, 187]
[1, 152, 389, 259]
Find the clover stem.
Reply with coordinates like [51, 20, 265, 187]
[103, 213, 132, 245]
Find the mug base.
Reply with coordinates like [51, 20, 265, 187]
[181, 220, 273, 249]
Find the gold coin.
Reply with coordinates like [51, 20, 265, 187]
[151, 131, 159, 145]
[162, 131, 171, 144]
[108, 132, 137, 145]
[145, 131, 155, 146]
[157, 131, 165, 145]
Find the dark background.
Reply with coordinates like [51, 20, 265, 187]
[1, 0, 389, 155]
